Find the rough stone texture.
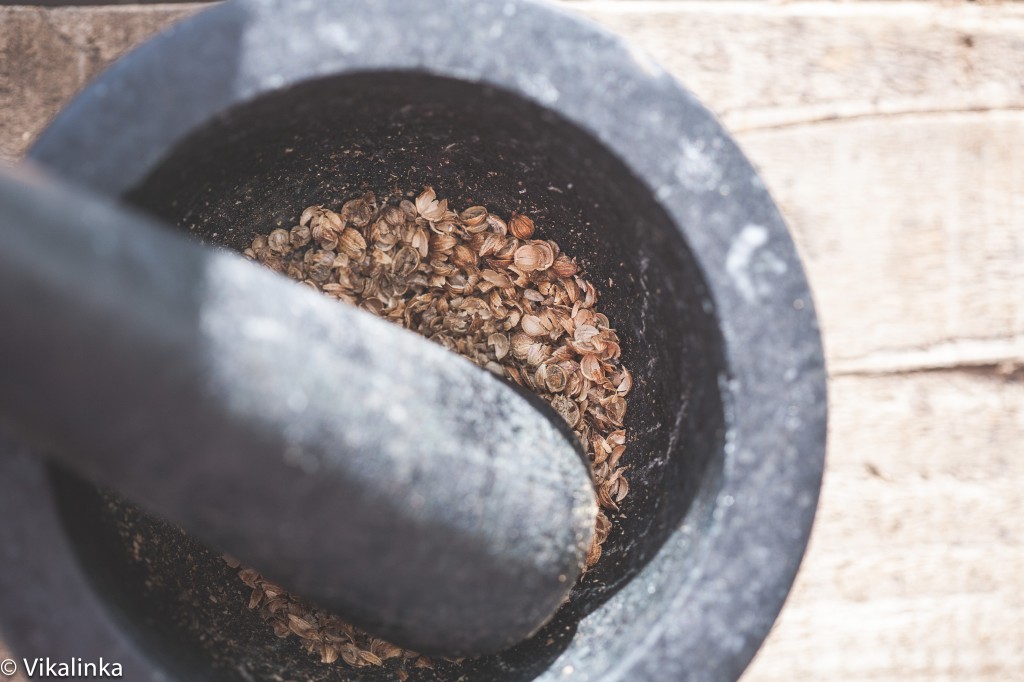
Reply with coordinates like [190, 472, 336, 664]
[0, 2, 1022, 681]
[9, 1, 828, 680]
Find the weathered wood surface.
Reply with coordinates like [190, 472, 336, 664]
[0, 2, 1021, 681]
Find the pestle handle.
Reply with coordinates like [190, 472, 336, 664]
[0, 165, 596, 656]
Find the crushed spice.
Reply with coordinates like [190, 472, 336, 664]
[232, 187, 631, 673]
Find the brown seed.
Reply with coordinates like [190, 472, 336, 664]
[248, 586, 264, 609]
[513, 244, 545, 272]
[509, 212, 536, 239]
[288, 615, 315, 637]
[486, 213, 508, 236]
[313, 229, 339, 252]
[510, 331, 533, 359]
[551, 395, 581, 427]
[495, 235, 519, 260]
[307, 208, 343, 236]
[487, 257, 515, 270]
[603, 395, 627, 425]
[552, 254, 578, 278]
[338, 227, 367, 259]
[614, 474, 630, 502]
[358, 650, 383, 666]
[543, 363, 568, 393]
[238, 568, 259, 586]
[370, 640, 404, 661]
[371, 218, 400, 250]
[574, 324, 600, 344]
[534, 241, 556, 270]
[339, 646, 361, 667]
[268, 228, 291, 254]
[415, 186, 447, 222]
[289, 224, 312, 248]
[561, 277, 580, 304]
[521, 314, 547, 337]
[488, 332, 510, 360]
[481, 269, 513, 288]
[429, 233, 457, 254]
[522, 288, 545, 303]
[525, 342, 551, 367]
[478, 233, 505, 257]
[595, 511, 612, 543]
[341, 193, 375, 227]
[460, 206, 489, 231]
[258, 251, 285, 272]
[452, 244, 478, 269]
[391, 245, 420, 278]
[331, 252, 351, 270]
[410, 227, 430, 258]
[597, 479, 617, 510]
[616, 368, 633, 396]
[306, 251, 336, 282]
[382, 204, 405, 226]
[300, 206, 318, 227]
[599, 339, 621, 361]
[592, 435, 610, 465]
[581, 354, 604, 382]
[585, 537, 603, 568]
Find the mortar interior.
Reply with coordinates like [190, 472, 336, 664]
[48, 73, 727, 681]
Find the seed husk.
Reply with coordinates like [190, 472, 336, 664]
[290, 225, 311, 248]
[552, 254, 578, 278]
[267, 228, 291, 254]
[509, 212, 536, 239]
[513, 244, 545, 272]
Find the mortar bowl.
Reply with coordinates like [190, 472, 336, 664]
[0, 1, 827, 681]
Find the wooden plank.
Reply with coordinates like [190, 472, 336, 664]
[6, 1, 1024, 157]
[575, 1, 1024, 370]
[826, 365, 1024, 480]
[737, 111, 1024, 370]
[0, 5, 201, 162]
[746, 370, 1024, 682]
[574, 1, 1024, 131]
[5, 2, 1020, 370]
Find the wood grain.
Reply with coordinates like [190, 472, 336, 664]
[0, 2, 1021, 681]
[739, 111, 1024, 370]
[747, 369, 1024, 682]
[0, 4, 200, 162]
[574, 1, 1024, 132]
